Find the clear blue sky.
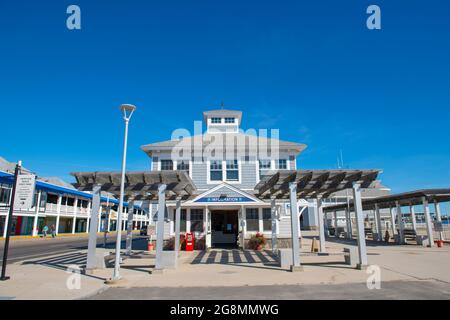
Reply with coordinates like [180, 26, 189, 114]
[1, 1, 450, 196]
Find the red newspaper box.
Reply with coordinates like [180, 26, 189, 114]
[185, 232, 194, 251]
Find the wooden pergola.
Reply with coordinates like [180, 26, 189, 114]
[322, 188, 450, 212]
[255, 169, 381, 199]
[71, 170, 198, 273]
[71, 169, 382, 273]
[71, 170, 197, 200]
[322, 188, 450, 246]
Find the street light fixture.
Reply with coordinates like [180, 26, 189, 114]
[111, 103, 136, 281]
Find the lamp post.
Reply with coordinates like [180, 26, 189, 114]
[111, 104, 136, 281]
[1, 161, 21, 281]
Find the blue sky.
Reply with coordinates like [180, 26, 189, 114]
[1, 1, 450, 196]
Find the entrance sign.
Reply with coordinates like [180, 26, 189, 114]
[195, 196, 255, 203]
[13, 174, 36, 210]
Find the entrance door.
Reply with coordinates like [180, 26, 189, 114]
[211, 210, 239, 248]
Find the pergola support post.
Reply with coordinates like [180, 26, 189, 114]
[423, 197, 434, 247]
[175, 199, 181, 258]
[345, 207, 352, 239]
[317, 198, 326, 253]
[353, 183, 368, 270]
[125, 201, 134, 255]
[396, 201, 405, 245]
[333, 211, 338, 238]
[434, 201, 444, 241]
[270, 198, 277, 253]
[389, 206, 396, 237]
[289, 183, 302, 271]
[155, 184, 167, 270]
[410, 204, 417, 233]
[86, 184, 101, 272]
[375, 204, 382, 241]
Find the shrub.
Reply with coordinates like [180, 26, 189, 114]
[248, 232, 266, 250]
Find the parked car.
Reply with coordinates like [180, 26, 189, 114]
[140, 225, 148, 236]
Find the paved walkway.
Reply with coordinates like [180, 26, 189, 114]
[1, 231, 449, 299]
[89, 280, 450, 300]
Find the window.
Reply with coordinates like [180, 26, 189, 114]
[276, 159, 287, 169]
[211, 117, 221, 124]
[246, 208, 259, 232]
[210, 160, 223, 181]
[177, 160, 189, 171]
[224, 117, 235, 123]
[262, 208, 272, 231]
[160, 159, 173, 171]
[0, 185, 11, 205]
[190, 209, 204, 232]
[226, 160, 239, 181]
[259, 159, 271, 178]
[173, 209, 187, 232]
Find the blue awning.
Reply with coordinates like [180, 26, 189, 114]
[0, 171, 136, 207]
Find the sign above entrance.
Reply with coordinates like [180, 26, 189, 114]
[195, 196, 255, 203]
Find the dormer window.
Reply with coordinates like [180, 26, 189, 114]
[224, 117, 235, 124]
[211, 117, 222, 124]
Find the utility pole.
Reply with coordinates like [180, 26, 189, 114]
[1, 161, 21, 281]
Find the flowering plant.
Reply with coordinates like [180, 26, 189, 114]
[248, 232, 266, 250]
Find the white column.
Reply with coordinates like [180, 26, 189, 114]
[186, 208, 191, 232]
[258, 207, 263, 233]
[155, 184, 166, 270]
[353, 183, 368, 269]
[410, 204, 417, 232]
[375, 203, 382, 241]
[389, 206, 396, 236]
[345, 207, 352, 239]
[97, 204, 102, 233]
[32, 191, 42, 237]
[72, 197, 78, 234]
[55, 194, 62, 235]
[86, 200, 91, 233]
[106, 206, 111, 232]
[125, 201, 134, 255]
[434, 201, 444, 241]
[333, 211, 338, 237]
[289, 183, 302, 271]
[86, 184, 101, 271]
[174, 199, 181, 257]
[3, 187, 14, 238]
[396, 201, 405, 244]
[270, 198, 277, 253]
[205, 206, 211, 248]
[423, 197, 434, 247]
[317, 198, 326, 253]
[240, 205, 245, 249]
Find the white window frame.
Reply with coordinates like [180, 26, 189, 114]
[276, 159, 288, 170]
[160, 159, 174, 171]
[176, 160, 190, 171]
[206, 160, 242, 184]
[208, 160, 223, 182]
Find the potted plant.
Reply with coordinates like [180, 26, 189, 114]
[249, 232, 266, 250]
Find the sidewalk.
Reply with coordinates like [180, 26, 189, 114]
[1, 232, 449, 299]
[0, 249, 108, 300]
